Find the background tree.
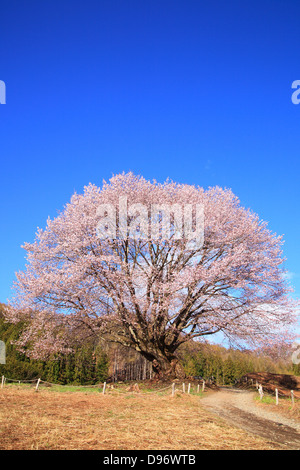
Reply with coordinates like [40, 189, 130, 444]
[0, 304, 109, 384]
[5, 173, 296, 378]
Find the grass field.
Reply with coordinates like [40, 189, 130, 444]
[0, 383, 281, 450]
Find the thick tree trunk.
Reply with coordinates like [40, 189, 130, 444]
[151, 358, 185, 380]
[111, 327, 186, 380]
[146, 354, 185, 380]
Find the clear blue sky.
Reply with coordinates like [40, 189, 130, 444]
[0, 0, 299, 306]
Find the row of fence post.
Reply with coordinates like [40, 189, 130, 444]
[7, 375, 297, 404]
[1, 375, 42, 391]
[1, 375, 108, 393]
[172, 381, 205, 397]
[2, 376, 205, 396]
[256, 382, 295, 405]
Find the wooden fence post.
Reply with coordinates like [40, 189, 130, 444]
[197, 384, 200, 394]
[291, 390, 295, 406]
[182, 383, 185, 393]
[202, 380, 205, 392]
[35, 378, 41, 392]
[103, 382, 106, 395]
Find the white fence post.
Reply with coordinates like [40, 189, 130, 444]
[182, 383, 185, 393]
[103, 382, 106, 395]
[35, 378, 41, 392]
[275, 388, 278, 405]
[1, 375, 4, 389]
[291, 390, 295, 406]
[197, 384, 200, 393]
[187, 383, 191, 394]
[258, 384, 264, 400]
[202, 380, 205, 392]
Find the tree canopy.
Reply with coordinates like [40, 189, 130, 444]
[6, 173, 296, 377]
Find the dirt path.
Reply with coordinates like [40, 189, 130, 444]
[201, 388, 300, 450]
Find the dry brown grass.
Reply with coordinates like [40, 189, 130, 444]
[0, 386, 281, 450]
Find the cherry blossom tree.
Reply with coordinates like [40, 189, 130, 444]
[6, 173, 297, 378]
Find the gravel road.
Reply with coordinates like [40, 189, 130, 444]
[201, 388, 300, 450]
